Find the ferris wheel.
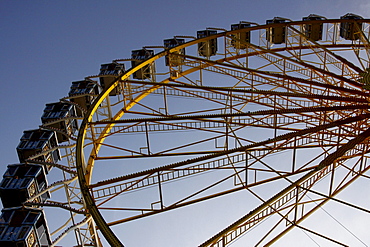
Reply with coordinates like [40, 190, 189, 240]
[0, 13, 370, 246]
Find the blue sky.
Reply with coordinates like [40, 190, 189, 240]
[1, 0, 370, 246]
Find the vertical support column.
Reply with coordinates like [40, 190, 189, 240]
[245, 151, 249, 187]
[329, 162, 335, 195]
[163, 85, 169, 115]
[292, 137, 297, 173]
[273, 94, 278, 147]
[157, 172, 164, 210]
[145, 121, 151, 155]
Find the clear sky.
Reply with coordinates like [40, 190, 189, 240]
[1, 0, 370, 246]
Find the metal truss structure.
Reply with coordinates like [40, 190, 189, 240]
[2, 15, 370, 246]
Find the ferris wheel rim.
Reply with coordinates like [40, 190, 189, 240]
[73, 17, 370, 246]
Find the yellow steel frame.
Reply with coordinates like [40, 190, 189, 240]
[74, 18, 370, 246]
